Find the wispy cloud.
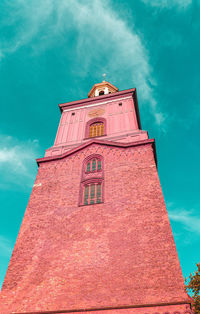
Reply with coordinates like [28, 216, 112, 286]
[0, 135, 40, 190]
[0, 236, 13, 257]
[169, 207, 200, 235]
[141, 0, 192, 9]
[0, 0, 164, 125]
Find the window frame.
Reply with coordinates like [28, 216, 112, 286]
[79, 154, 104, 206]
[81, 179, 104, 206]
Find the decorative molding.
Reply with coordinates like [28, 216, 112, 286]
[13, 301, 192, 314]
[37, 138, 156, 166]
[88, 108, 105, 118]
[63, 96, 132, 112]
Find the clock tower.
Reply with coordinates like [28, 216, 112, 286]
[0, 81, 193, 314]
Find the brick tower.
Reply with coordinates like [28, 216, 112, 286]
[0, 81, 192, 314]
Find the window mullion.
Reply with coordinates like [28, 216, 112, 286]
[92, 159, 96, 171]
[88, 184, 91, 204]
[95, 183, 97, 203]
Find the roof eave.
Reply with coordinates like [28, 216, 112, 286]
[59, 87, 136, 112]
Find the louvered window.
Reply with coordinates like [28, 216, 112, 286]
[89, 122, 104, 138]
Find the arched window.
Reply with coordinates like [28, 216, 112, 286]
[86, 157, 101, 173]
[79, 154, 104, 206]
[99, 90, 104, 96]
[89, 122, 104, 138]
[85, 117, 106, 139]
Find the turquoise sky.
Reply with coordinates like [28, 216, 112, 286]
[0, 0, 200, 289]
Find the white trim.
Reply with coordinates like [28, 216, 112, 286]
[63, 96, 132, 112]
[33, 183, 42, 187]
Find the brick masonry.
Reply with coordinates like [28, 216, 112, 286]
[0, 142, 192, 313]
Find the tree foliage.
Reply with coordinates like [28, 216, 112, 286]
[185, 263, 200, 314]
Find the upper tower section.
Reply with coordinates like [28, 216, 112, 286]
[45, 81, 149, 158]
[88, 80, 118, 97]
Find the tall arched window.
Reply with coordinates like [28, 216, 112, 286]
[79, 154, 104, 206]
[83, 182, 102, 205]
[85, 117, 106, 139]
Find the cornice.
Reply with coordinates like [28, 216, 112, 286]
[62, 95, 132, 113]
[59, 88, 136, 112]
[13, 300, 192, 314]
[36, 138, 156, 166]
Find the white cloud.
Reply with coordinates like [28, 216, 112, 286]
[0, 0, 164, 125]
[141, 0, 192, 9]
[169, 208, 200, 235]
[0, 135, 40, 189]
[0, 236, 13, 257]
[154, 112, 166, 125]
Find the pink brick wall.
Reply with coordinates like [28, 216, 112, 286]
[0, 143, 191, 313]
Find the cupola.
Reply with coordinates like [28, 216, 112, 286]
[88, 80, 119, 98]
